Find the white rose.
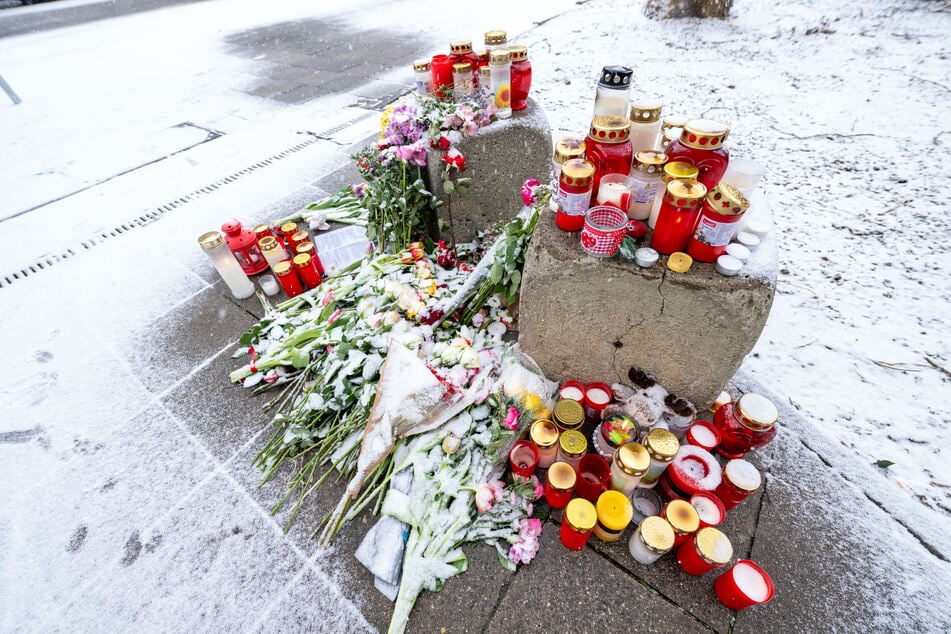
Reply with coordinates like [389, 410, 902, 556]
[383, 311, 402, 326]
[460, 347, 480, 369]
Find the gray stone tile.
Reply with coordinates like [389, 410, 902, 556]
[348, 79, 411, 104]
[312, 162, 363, 195]
[271, 83, 342, 105]
[254, 567, 375, 633]
[486, 521, 710, 633]
[114, 286, 254, 394]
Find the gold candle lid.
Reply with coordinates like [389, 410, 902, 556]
[663, 161, 699, 184]
[681, 119, 730, 150]
[724, 459, 763, 492]
[629, 102, 663, 124]
[252, 223, 271, 237]
[596, 490, 633, 531]
[643, 428, 679, 461]
[736, 394, 778, 431]
[530, 419, 559, 448]
[273, 260, 293, 276]
[296, 241, 315, 255]
[484, 29, 507, 46]
[413, 59, 431, 72]
[559, 158, 596, 187]
[280, 222, 298, 235]
[559, 429, 587, 456]
[479, 66, 491, 80]
[449, 40, 473, 54]
[292, 253, 312, 268]
[553, 399, 585, 430]
[548, 461, 577, 491]
[639, 516, 675, 554]
[633, 150, 667, 174]
[664, 499, 700, 534]
[695, 527, 733, 565]
[507, 44, 528, 62]
[589, 115, 631, 144]
[615, 442, 650, 477]
[706, 182, 749, 216]
[565, 498, 597, 532]
[453, 62, 472, 74]
[554, 137, 586, 164]
[258, 236, 279, 251]
[663, 179, 707, 210]
[198, 231, 224, 250]
[489, 50, 511, 65]
[291, 230, 310, 244]
[662, 115, 689, 131]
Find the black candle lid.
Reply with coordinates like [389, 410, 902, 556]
[598, 65, 633, 88]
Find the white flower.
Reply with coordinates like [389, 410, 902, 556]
[460, 347, 480, 369]
[441, 345, 462, 365]
[383, 311, 402, 326]
[365, 312, 384, 329]
[357, 298, 375, 317]
[308, 212, 330, 231]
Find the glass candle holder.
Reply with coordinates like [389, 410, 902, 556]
[557, 429, 587, 469]
[595, 173, 636, 215]
[690, 491, 726, 529]
[488, 49, 512, 119]
[553, 398, 585, 432]
[665, 119, 731, 190]
[715, 459, 762, 510]
[648, 161, 699, 229]
[629, 516, 675, 564]
[650, 179, 707, 255]
[560, 498, 597, 550]
[545, 461, 577, 509]
[715, 560, 775, 610]
[714, 393, 778, 459]
[258, 274, 280, 296]
[610, 441, 650, 495]
[659, 445, 722, 501]
[559, 380, 586, 403]
[509, 440, 539, 478]
[677, 527, 733, 576]
[593, 490, 633, 542]
[198, 231, 255, 299]
[581, 207, 628, 258]
[639, 428, 680, 487]
[292, 253, 322, 289]
[273, 261, 304, 298]
[258, 236, 289, 271]
[722, 158, 765, 196]
[508, 44, 531, 111]
[593, 414, 637, 460]
[452, 62, 475, 100]
[552, 137, 586, 184]
[687, 182, 751, 263]
[685, 420, 721, 451]
[663, 394, 696, 439]
[531, 419, 560, 469]
[586, 116, 633, 196]
[413, 59, 434, 97]
[221, 220, 269, 275]
[661, 498, 701, 548]
[630, 487, 663, 525]
[628, 102, 663, 155]
[592, 65, 633, 118]
[575, 454, 611, 502]
[557, 158, 596, 232]
[430, 54, 454, 100]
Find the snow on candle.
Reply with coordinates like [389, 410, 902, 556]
[587, 387, 610, 405]
[560, 385, 584, 401]
[690, 493, 724, 527]
[687, 421, 719, 450]
[733, 561, 771, 602]
[725, 458, 762, 491]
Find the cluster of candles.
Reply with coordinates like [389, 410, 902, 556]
[411, 29, 532, 118]
[197, 220, 324, 300]
[507, 381, 779, 610]
[552, 64, 771, 274]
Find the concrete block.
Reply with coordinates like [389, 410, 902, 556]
[426, 98, 552, 243]
[518, 214, 776, 408]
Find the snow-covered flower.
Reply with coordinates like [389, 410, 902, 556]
[383, 310, 402, 326]
[321, 288, 334, 306]
[475, 482, 495, 513]
[327, 309, 342, 326]
[459, 347, 480, 369]
[502, 406, 519, 431]
[442, 432, 460, 455]
[521, 178, 541, 206]
[365, 312, 384, 330]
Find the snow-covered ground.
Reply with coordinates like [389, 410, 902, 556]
[1, 0, 949, 629]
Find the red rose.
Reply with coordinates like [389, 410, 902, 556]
[439, 136, 451, 150]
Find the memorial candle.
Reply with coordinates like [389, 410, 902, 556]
[648, 161, 699, 229]
[198, 231, 255, 299]
[593, 414, 638, 459]
[586, 116, 634, 195]
[664, 119, 731, 190]
[593, 490, 633, 542]
[661, 498, 700, 547]
[630, 488, 662, 524]
[714, 393, 778, 459]
[628, 102, 664, 155]
[685, 420, 721, 452]
[639, 428, 680, 487]
[556, 430, 587, 469]
[595, 175, 635, 214]
[557, 158, 596, 232]
[507, 45, 532, 111]
[508, 440, 539, 478]
[715, 561, 775, 610]
[715, 459, 763, 510]
[560, 498, 597, 550]
[677, 527, 733, 576]
[530, 419, 560, 468]
[273, 261, 304, 298]
[559, 380, 586, 403]
[650, 179, 707, 255]
[688, 182, 751, 263]
[553, 398, 585, 432]
[690, 491, 726, 529]
[584, 382, 613, 422]
[610, 441, 650, 495]
[628, 149, 667, 220]
[545, 461, 577, 509]
[629, 516, 675, 564]
[575, 454, 611, 502]
[552, 137, 586, 183]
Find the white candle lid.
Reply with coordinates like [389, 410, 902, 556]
[743, 219, 771, 237]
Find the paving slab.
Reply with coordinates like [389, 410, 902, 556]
[254, 566, 375, 634]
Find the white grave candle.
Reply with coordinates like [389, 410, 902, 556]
[596, 180, 633, 212]
[635, 247, 659, 268]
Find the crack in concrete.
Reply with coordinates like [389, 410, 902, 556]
[657, 268, 668, 316]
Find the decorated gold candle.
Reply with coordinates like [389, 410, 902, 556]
[530, 419, 560, 468]
[553, 398, 585, 432]
[557, 429, 587, 469]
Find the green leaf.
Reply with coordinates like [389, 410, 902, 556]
[874, 459, 895, 469]
[443, 181, 455, 195]
[489, 261, 503, 285]
[509, 269, 521, 288]
[290, 347, 309, 369]
[239, 332, 253, 346]
[618, 236, 639, 260]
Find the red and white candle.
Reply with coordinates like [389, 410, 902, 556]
[685, 420, 721, 451]
[715, 560, 775, 610]
[690, 491, 726, 529]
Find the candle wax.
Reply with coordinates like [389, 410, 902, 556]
[512, 446, 535, 469]
[691, 496, 721, 525]
[561, 386, 584, 401]
[587, 388, 610, 405]
[597, 181, 632, 211]
[733, 562, 770, 602]
[633, 497, 659, 517]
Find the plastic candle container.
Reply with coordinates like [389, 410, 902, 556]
[688, 182, 751, 263]
[586, 116, 634, 196]
[253, 223, 275, 243]
[545, 461, 577, 509]
[553, 398, 585, 432]
[661, 498, 701, 547]
[722, 158, 765, 195]
[662, 395, 697, 439]
[258, 275, 280, 296]
[413, 59, 434, 97]
[273, 261, 304, 298]
[715, 560, 775, 610]
[584, 382, 613, 421]
[430, 54, 454, 100]
[448, 40, 480, 74]
[198, 231, 255, 299]
[531, 419, 561, 469]
[660, 445, 723, 501]
[710, 390, 733, 413]
[635, 247, 659, 268]
[677, 527, 733, 576]
[639, 428, 680, 487]
[484, 29, 507, 52]
[665, 119, 731, 190]
[629, 516, 675, 564]
[628, 102, 663, 154]
[552, 137, 586, 183]
[650, 179, 707, 255]
[509, 440, 539, 478]
[221, 220, 269, 275]
[557, 158, 596, 232]
[685, 420, 722, 451]
[507, 45, 532, 111]
[630, 488, 663, 524]
[258, 236, 289, 271]
[592, 65, 633, 118]
[280, 222, 299, 249]
[575, 454, 611, 502]
[714, 393, 778, 459]
[648, 161, 699, 229]
[690, 492, 727, 529]
[628, 150, 667, 221]
[452, 62, 475, 100]
[593, 414, 638, 459]
[594, 490, 633, 542]
[290, 230, 311, 253]
[610, 441, 650, 496]
[488, 50, 512, 119]
[716, 459, 763, 510]
[557, 429, 587, 469]
[292, 253, 322, 290]
[659, 115, 688, 150]
[595, 174, 636, 214]
[294, 241, 324, 276]
[560, 498, 597, 550]
[479, 66, 492, 104]
[559, 380, 586, 403]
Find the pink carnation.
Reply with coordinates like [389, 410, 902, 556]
[502, 406, 519, 431]
[521, 178, 541, 206]
[475, 482, 495, 513]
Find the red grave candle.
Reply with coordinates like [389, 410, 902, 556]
[690, 492, 726, 529]
[650, 179, 707, 255]
[713, 393, 778, 459]
[687, 182, 751, 263]
[665, 119, 731, 190]
[560, 498, 597, 550]
[295, 241, 324, 276]
[544, 461, 576, 509]
[273, 261, 304, 298]
[508, 440, 539, 478]
[677, 527, 733, 576]
[574, 454, 611, 502]
[661, 498, 700, 548]
[508, 45, 531, 111]
[715, 459, 763, 510]
[559, 380, 585, 403]
[430, 54, 454, 100]
[583, 382, 613, 422]
[557, 159, 596, 232]
[279, 222, 298, 250]
[585, 116, 634, 196]
[715, 560, 775, 610]
[292, 253, 322, 289]
[660, 445, 722, 501]
[685, 419, 722, 452]
[221, 220, 269, 275]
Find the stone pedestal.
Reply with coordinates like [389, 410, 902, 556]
[426, 99, 552, 243]
[518, 214, 776, 408]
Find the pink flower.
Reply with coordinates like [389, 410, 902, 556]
[521, 178, 541, 206]
[475, 482, 495, 513]
[531, 478, 544, 501]
[394, 140, 428, 167]
[321, 289, 334, 306]
[327, 308, 342, 325]
[489, 479, 506, 499]
[471, 311, 485, 327]
[502, 406, 519, 431]
[521, 517, 543, 539]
